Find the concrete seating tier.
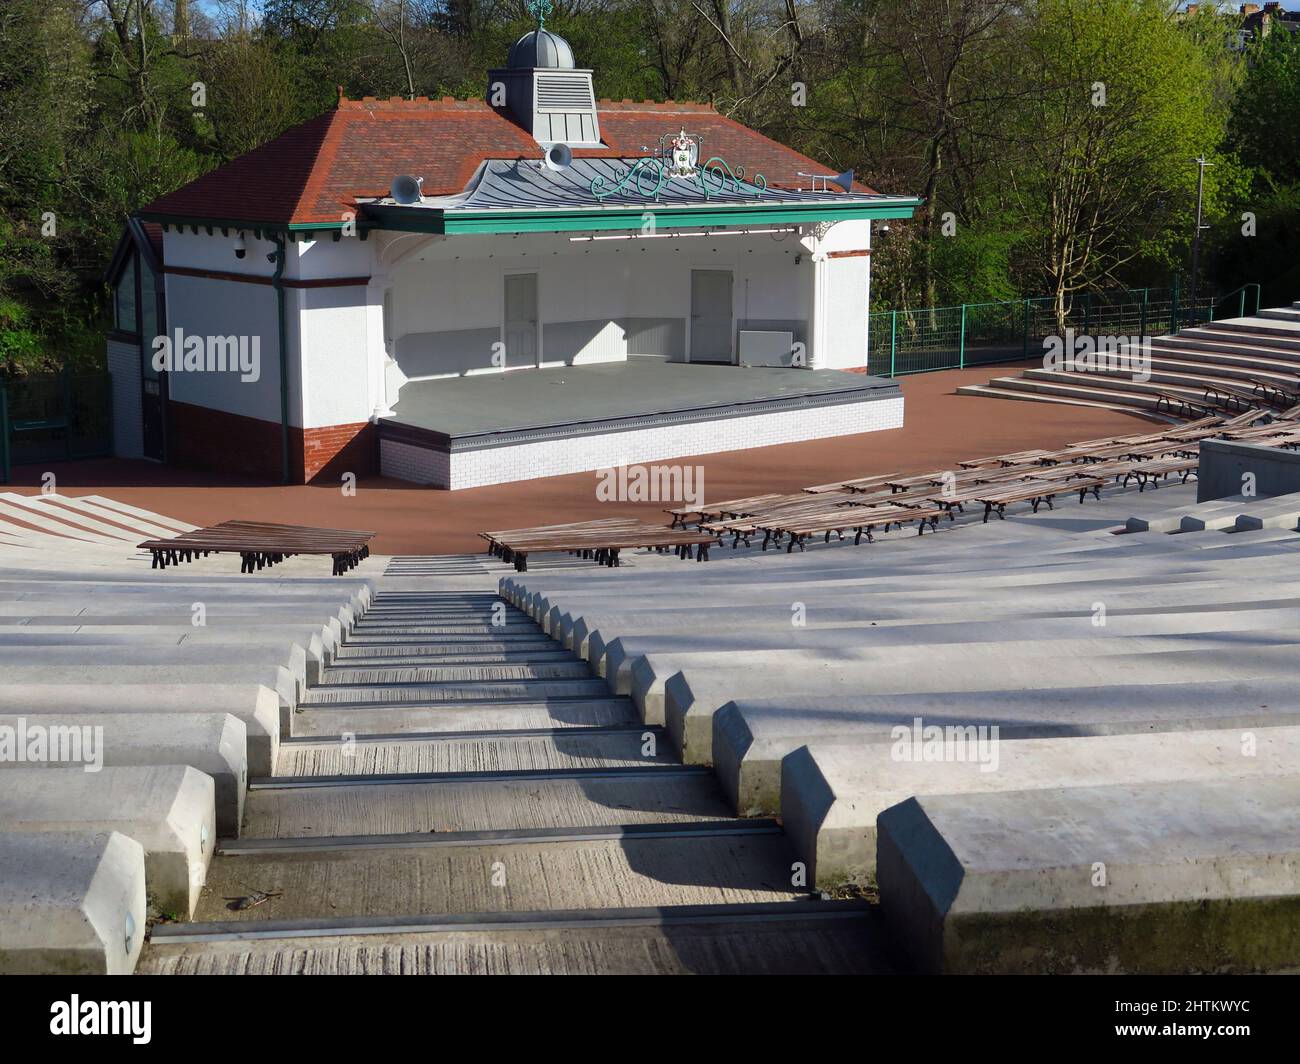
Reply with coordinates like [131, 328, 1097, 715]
[502, 476, 1300, 972]
[0, 494, 381, 972]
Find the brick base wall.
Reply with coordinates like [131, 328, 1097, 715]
[166, 400, 377, 483]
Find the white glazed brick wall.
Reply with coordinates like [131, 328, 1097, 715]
[381, 394, 904, 489]
[106, 339, 143, 460]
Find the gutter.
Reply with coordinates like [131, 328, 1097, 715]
[271, 234, 291, 484]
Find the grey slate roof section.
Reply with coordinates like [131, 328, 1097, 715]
[384, 158, 903, 212]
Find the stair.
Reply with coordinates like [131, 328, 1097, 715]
[960, 308, 1300, 417]
[140, 584, 892, 973]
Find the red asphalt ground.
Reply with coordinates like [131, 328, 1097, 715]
[5, 363, 1151, 556]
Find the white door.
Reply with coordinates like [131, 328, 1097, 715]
[690, 270, 733, 363]
[504, 273, 539, 367]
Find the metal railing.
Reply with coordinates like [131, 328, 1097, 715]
[868, 282, 1251, 378]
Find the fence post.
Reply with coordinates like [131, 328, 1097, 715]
[890, 310, 897, 378]
[1170, 275, 1181, 333]
[958, 304, 967, 369]
[1022, 299, 1031, 360]
[1239, 288, 1246, 318]
[1139, 289, 1148, 338]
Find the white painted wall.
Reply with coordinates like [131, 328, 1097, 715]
[153, 216, 875, 442]
[383, 227, 812, 381]
[161, 273, 284, 423]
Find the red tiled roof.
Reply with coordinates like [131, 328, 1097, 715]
[142, 97, 875, 227]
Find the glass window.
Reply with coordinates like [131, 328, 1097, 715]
[139, 256, 158, 377]
[114, 253, 138, 334]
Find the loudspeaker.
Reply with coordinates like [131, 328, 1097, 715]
[390, 174, 424, 204]
[542, 143, 573, 171]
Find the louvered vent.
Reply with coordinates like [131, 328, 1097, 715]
[535, 74, 595, 111]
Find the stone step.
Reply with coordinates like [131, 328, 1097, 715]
[275, 726, 673, 776]
[953, 383, 1170, 418]
[0, 766, 215, 919]
[299, 678, 612, 704]
[290, 697, 639, 737]
[782, 725, 1300, 890]
[0, 831, 146, 974]
[0, 683, 280, 778]
[190, 822, 803, 922]
[710, 661, 1300, 812]
[240, 767, 731, 838]
[348, 616, 540, 634]
[342, 632, 549, 646]
[139, 900, 888, 975]
[331, 647, 573, 666]
[317, 662, 593, 685]
[877, 776, 1300, 973]
[0, 712, 246, 837]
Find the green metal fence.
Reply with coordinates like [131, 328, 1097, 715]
[0, 372, 113, 484]
[869, 281, 1262, 378]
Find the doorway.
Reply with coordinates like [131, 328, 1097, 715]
[690, 269, 734, 363]
[503, 273, 539, 368]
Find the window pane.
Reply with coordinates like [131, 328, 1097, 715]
[115, 254, 138, 333]
[139, 257, 158, 379]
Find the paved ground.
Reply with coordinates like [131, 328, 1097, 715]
[5, 362, 1148, 555]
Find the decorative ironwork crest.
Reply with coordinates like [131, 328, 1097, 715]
[590, 129, 768, 202]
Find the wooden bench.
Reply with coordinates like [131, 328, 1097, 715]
[485, 519, 717, 571]
[801, 472, 900, 495]
[761, 503, 952, 552]
[138, 520, 375, 575]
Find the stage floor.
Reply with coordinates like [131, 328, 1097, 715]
[382, 362, 899, 443]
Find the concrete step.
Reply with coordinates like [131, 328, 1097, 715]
[275, 726, 674, 776]
[331, 647, 573, 666]
[953, 384, 1161, 418]
[348, 616, 540, 634]
[240, 767, 733, 838]
[140, 899, 889, 974]
[709, 654, 1300, 810]
[0, 831, 146, 974]
[299, 678, 612, 704]
[1148, 337, 1300, 374]
[317, 662, 593, 685]
[342, 632, 550, 646]
[191, 822, 804, 922]
[782, 725, 1300, 890]
[0, 766, 215, 919]
[290, 696, 640, 737]
[877, 775, 1300, 973]
[0, 683, 280, 778]
[0, 712, 246, 837]
[1211, 313, 1300, 338]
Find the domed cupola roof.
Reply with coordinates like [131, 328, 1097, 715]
[508, 29, 575, 69]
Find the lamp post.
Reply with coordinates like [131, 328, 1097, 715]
[1188, 155, 1212, 325]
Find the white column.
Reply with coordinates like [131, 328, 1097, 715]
[366, 275, 395, 418]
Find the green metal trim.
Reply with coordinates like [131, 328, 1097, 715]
[139, 200, 918, 238]
[365, 199, 920, 235]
